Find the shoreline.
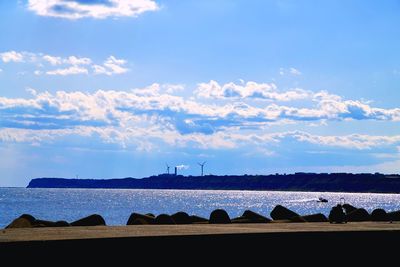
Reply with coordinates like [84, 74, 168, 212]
[9, 186, 400, 195]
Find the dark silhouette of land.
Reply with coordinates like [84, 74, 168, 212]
[27, 172, 400, 193]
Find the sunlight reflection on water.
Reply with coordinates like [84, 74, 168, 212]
[1, 188, 400, 227]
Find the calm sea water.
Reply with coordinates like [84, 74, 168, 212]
[2, 188, 400, 228]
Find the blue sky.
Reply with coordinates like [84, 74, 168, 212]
[1, 0, 400, 186]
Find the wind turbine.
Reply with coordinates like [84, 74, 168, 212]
[166, 163, 170, 175]
[198, 161, 206, 176]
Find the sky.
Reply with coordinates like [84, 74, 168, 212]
[1, 0, 400, 187]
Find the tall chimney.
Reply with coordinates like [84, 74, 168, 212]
[174, 167, 177, 176]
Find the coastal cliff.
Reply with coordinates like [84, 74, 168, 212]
[27, 172, 400, 193]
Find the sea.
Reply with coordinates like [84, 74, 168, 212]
[2, 187, 400, 228]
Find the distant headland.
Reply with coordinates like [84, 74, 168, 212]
[27, 172, 400, 193]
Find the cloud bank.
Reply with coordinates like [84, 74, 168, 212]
[1, 82, 400, 152]
[28, 0, 159, 20]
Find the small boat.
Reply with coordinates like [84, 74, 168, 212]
[317, 197, 328, 203]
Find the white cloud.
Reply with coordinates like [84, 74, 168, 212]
[0, 68, 2, 73]
[93, 56, 128, 75]
[46, 65, 89, 75]
[314, 91, 400, 121]
[105, 55, 126, 66]
[2, 84, 394, 129]
[0, 79, 399, 156]
[195, 80, 310, 101]
[42, 55, 62, 65]
[42, 54, 91, 66]
[1, 123, 400, 154]
[28, 0, 159, 20]
[1, 86, 400, 150]
[279, 67, 302, 76]
[92, 64, 108, 75]
[0, 50, 129, 76]
[0, 51, 39, 63]
[195, 82, 400, 122]
[289, 67, 302, 75]
[131, 83, 161, 95]
[64, 56, 92, 65]
[224, 131, 400, 151]
[0, 51, 24, 63]
[25, 87, 38, 96]
[286, 131, 400, 150]
[163, 84, 185, 94]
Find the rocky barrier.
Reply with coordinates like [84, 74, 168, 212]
[4, 204, 398, 229]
